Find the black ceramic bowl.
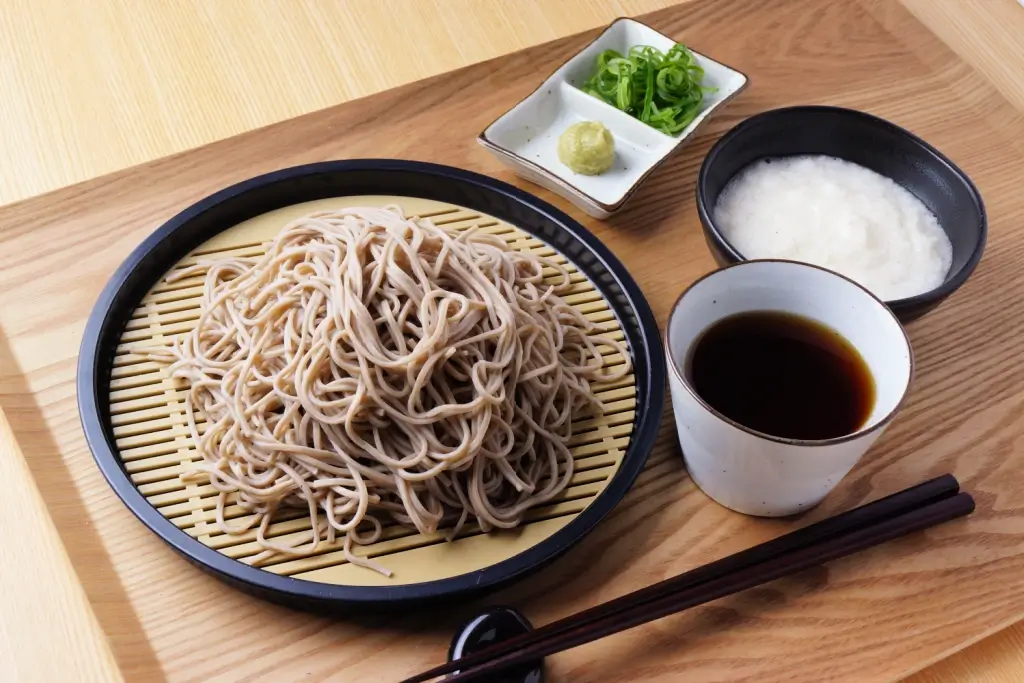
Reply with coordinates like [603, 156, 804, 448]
[696, 106, 986, 323]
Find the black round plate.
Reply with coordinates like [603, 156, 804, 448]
[78, 159, 665, 612]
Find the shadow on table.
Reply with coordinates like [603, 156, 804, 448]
[0, 325, 166, 681]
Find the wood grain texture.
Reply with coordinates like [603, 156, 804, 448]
[0, 407, 125, 683]
[0, 0, 675, 205]
[1, 0, 1023, 681]
[901, 0, 1024, 116]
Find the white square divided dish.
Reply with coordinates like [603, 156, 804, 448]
[478, 18, 748, 219]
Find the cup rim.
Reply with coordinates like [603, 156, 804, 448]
[665, 259, 915, 447]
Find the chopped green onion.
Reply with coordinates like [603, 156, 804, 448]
[580, 42, 715, 136]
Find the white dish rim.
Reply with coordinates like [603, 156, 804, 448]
[477, 16, 749, 214]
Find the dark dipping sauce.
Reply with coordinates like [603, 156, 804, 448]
[687, 311, 875, 441]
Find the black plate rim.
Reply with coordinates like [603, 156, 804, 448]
[77, 159, 665, 610]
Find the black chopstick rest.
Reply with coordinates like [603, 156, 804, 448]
[448, 607, 543, 683]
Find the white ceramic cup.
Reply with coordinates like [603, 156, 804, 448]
[666, 260, 913, 517]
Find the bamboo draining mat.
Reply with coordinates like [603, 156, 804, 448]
[110, 196, 634, 586]
[2, 0, 1024, 680]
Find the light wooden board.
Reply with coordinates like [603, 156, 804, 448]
[1, 0, 1024, 681]
[0, 0, 682, 205]
[109, 195, 635, 586]
[0, 408, 124, 683]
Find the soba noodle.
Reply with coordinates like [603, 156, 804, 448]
[152, 206, 630, 576]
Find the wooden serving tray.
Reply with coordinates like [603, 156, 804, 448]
[1, 0, 1023, 681]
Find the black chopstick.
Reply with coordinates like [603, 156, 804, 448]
[401, 474, 961, 683]
[435, 491, 974, 683]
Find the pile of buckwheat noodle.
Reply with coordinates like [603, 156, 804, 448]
[151, 205, 630, 577]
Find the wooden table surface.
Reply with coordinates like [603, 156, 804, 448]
[1, 1, 1023, 681]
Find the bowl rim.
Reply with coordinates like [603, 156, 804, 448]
[695, 105, 988, 309]
[77, 158, 666, 611]
[664, 258, 915, 448]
